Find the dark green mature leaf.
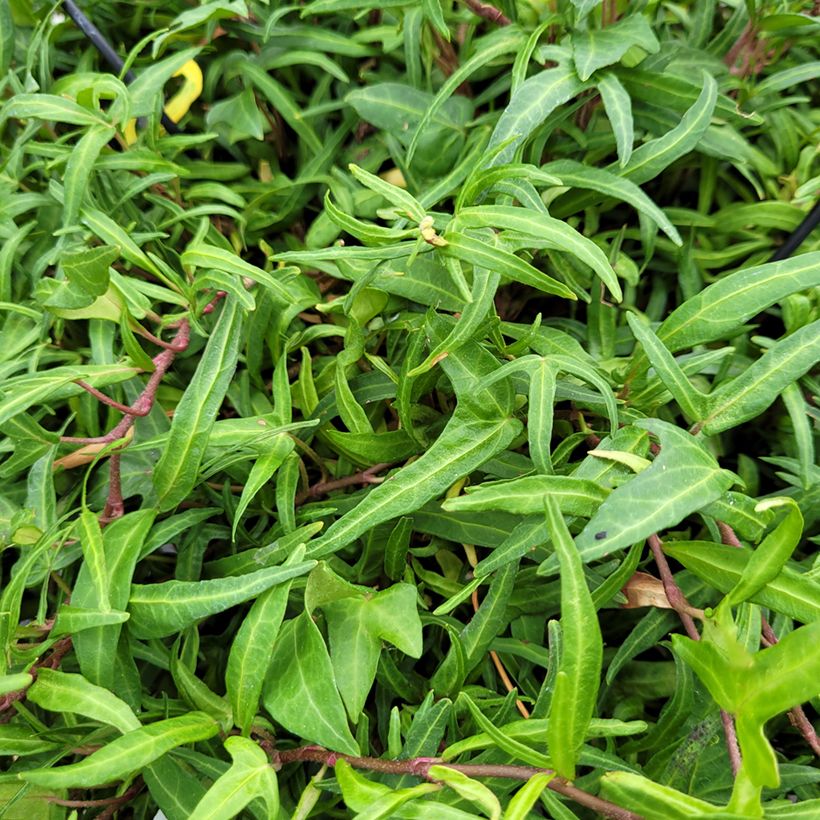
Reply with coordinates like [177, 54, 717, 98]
[153, 299, 243, 510]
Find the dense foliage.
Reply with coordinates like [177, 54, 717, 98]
[0, 0, 819, 817]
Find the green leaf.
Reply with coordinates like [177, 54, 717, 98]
[545, 495, 602, 780]
[26, 669, 140, 734]
[22, 712, 219, 788]
[128, 561, 316, 639]
[573, 420, 735, 562]
[597, 72, 634, 167]
[153, 299, 243, 510]
[456, 205, 622, 301]
[442, 475, 608, 517]
[181, 242, 308, 305]
[504, 773, 556, 820]
[262, 611, 359, 755]
[428, 765, 502, 820]
[619, 73, 717, 185]
[1, 94, 108, 126]
[189, 735, 279, 820]
[62, 125, 115, 230]
[701, 321, 820, 435]
[600, 771, 724, 818]
[60, 245, 118, 299]
[231, 433, 294, 539]
[726, 499, 803, 607]
[322, 583, 422, 720]
[544, 160, 681, 244]
[225, 547, 305, 735]
[486, 64, 586, 166]
[124, 46, 202, 119]
[310, 410, 521, 559]
[572, 15, 659, 81]
[655, 252, 820, 354]
[441, 234, 575, 300]
[626, 312, 706, 421]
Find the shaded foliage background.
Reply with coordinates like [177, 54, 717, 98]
[0, 0, 819, 818]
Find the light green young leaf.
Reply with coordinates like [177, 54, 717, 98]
[77, 508, 109, 611]
[189, 735, 279, 820]
[503, 773, 556, 820]
[662, 541, 820, 624]
[153, 298, 243, 511]
[22, 712, 219, 788]
[545, 495, 602, 780]
[348, 163, 426, 222]
[26, 669, 140, 734]
[725, 499, 803, 607]
[600, 771, 724, 818]
[128, 561, 316, 639]
[428, 766, 502, 820]
[262, 611, 359, 755]
[123, 46, 202, 119]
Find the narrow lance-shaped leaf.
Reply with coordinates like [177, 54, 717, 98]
[441, 233, 575, 300]
[22, 712, 219, 788]
[701, 320, 820, 435]
[545, 495, 603, 780]
[543, 159, 681, 244]
[153, 298, 243, 511]
[486, 64, 587, 166]
[726, 498, 803, 607]
[597, 72, 633, 167]
[456, 205, 622, 301]
[626, 312, 707, 421]
[128, 561, 316, 639]
[226, 546, 306, 735]
[656, 252, 820, 353]
[309, 410, 521, 559]
[62, 125, 115, 231]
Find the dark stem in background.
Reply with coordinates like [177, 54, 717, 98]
[648, 534, 743, 776]
[275, 747, 641, 820]
[769, 199, 820, 261]
[462, 0, 511, 26]
[62, 0, 180, 133]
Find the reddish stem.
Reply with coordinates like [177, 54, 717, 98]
[294, 462, 394, 507]
[462, 0, 511, 26]
[276, 747, 640, 820]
